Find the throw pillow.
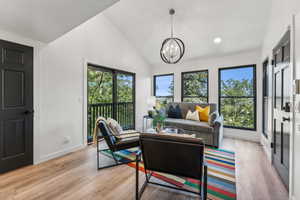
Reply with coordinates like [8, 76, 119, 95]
[195, 105, 210, 122]
[185, 110, 200, 121]
[167, 105, 182, 119]
[208, 112, 219, 126]
[107, 118, 123, 136]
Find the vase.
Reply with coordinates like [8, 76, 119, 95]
[156, 123, 163, 133]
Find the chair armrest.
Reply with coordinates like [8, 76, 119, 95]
[212, 115, 223, 148]
[118, 131, 140, 139]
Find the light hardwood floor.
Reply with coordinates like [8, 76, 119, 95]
[0, 138, 288, 200]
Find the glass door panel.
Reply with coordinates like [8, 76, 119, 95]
[87, 68, 113, 142]
[116, 73, 135, 130]
[87, 65, 136, 143]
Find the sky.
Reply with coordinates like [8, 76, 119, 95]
[155, 66, 254, 96]
[155, 75, 173, 96]
[220, 66, 253, 81]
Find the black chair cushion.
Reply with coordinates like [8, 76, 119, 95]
[114, 137, 140, 151]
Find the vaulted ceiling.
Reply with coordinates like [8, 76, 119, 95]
[0, 0, 119, 42]
[103, 0, 271, 65]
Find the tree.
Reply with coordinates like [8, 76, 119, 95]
[182, 72, 208, 103]
[87, 70, 133, 104]
[88, 70, 113, 104]
[220, 78, 254, 129]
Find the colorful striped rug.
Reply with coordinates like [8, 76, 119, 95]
[102, 147, 236, 200]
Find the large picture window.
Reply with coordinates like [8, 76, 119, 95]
[219, 65, 256, 130]
[154, 74, 174, 107]
[181, 70, 208, 103]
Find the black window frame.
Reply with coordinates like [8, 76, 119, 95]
[181, 70, 209, 103]
[218, 64, 257, 131]
[153, 73, 174, 102]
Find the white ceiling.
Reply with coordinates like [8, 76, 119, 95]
[0, 0, 119, 42]
[103, 0, 271, 65]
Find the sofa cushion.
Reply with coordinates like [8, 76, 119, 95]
[195, 105, 210, 122]
[185, 110, 199, 121]
[167, 105, 182, 119]
[165, 118, 214, 133]
[166, 102, 217, 119]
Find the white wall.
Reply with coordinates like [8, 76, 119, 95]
[261, 0, 300, 199]
[37, 12, 151, 162]
[152, 49, 262, 142]
[0, 12, 152, 164]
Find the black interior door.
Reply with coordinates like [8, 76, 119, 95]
[272, 30, 291, 189]
[0, 40, 33, 173]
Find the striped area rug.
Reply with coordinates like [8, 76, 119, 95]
[102, 147, 236, 200]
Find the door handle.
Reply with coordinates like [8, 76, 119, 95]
[282, 117, 290, 122]
[24, 110, 34, 115]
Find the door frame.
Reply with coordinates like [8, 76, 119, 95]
[83, 61, 136, 145]
[262, 58, 269, 138]
[271, 29, 294, 190]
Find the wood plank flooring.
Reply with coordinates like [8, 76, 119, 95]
[0, 138, 288, 200]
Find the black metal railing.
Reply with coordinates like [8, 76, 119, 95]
[87, 102, 135, 143]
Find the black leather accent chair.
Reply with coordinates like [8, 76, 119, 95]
[136, 133, 208, 200]
[96, 120, 140, 170]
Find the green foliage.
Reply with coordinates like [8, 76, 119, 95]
[87, 69, 133, 104]
[117, 74, 133, 102]
[221, 79, 253, 97]
[156, 97, 173, 110]
[182, 72, 208, 102]
[152, 111, 166, 128]
[220, 78, 255, 129]
[88, 70, 113, 104]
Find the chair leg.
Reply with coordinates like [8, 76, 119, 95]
[97, 138, 100, 169]
[136, 157, 139, 200]
[202, 165, 208, 200]
[144, 169, 149, 183]
[111, 152, 119, 165]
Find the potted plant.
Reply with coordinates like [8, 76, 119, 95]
[152, 111, 166, 132]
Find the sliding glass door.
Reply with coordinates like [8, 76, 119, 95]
[87, 64, 135, 143]
[116, 73, 135, 130]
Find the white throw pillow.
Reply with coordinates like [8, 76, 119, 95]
[107, 118, 123, 136]
[185, 110, 200, 121]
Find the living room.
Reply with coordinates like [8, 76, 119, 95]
[0, 0, 300, 200]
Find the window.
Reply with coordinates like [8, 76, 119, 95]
[219, 65, 256, 130]
[154, 74, 174, 108]
[181, 70, 208, 103]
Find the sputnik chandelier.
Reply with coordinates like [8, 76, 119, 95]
[160, 8, 185, 64]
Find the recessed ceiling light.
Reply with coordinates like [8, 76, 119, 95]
[214, 37, 222, 44]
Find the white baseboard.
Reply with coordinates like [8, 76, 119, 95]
[35, 144, 85, 164]
[224, 128, 260, 142]
[290, 195, 296, 200]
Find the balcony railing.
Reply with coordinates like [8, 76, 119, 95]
[87, 102, 135, 143]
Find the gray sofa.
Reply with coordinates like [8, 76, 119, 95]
[164, 102, 223, 147]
